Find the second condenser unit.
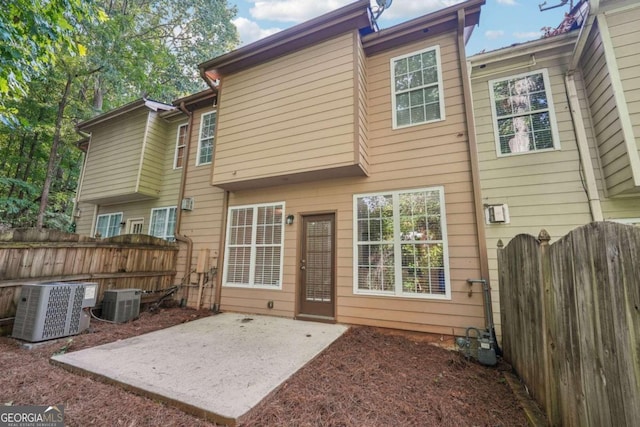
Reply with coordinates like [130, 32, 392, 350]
[102, 288, 141, 323]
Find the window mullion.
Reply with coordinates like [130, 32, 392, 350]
[249, 207, 258, 286]
[392, 194, 403, 296]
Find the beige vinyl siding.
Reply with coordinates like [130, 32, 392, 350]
[76, 115, 186, 238]
[355, 35, 369, 174]
[581, 22, 634, 195]
[472, 48, 594, 337]
[175, 107, 226, 306]
[74, 202, 96, 235]
[80, 109, 150, 202]
[608, 8, 640, 170]
[137, 112, 167, 196]
[210, 32, 485, 336]
[212, 32, 365, 187]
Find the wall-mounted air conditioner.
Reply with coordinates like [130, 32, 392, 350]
[102, 289, 141, 323]
[181, 197, 194, 211]
[12, 282, 98, 342]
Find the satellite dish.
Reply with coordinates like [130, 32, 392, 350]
[371, 0, 392, 29]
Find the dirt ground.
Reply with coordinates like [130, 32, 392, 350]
[1, 307, 530, 426]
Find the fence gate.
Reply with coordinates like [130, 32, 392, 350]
[497, 222, 640, 426]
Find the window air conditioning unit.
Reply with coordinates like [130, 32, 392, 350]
[102, 289, 141, 323]
[12, 282, 98, 342]
[181, 197, 194, 211]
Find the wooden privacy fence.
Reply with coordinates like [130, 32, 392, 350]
[498, 222, 640, 426]
[0, 229, 179, 319]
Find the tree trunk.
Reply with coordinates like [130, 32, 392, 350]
[36, 74, 73, 229]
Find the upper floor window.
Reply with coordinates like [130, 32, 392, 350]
[174, 124, 188, 169]
[391, 46, 444, 129]
[197, 111, 216, 165]
[95, 212, 122, 238]
[489, 69, 560, 156]
[223, 202, 284, 289]
[149, 207, 177, 241]
[353, 187, 450, 300]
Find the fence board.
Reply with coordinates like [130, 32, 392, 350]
[0, 229, 179, 319]
[498, 222, 640, 427]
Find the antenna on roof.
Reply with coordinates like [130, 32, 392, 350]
[539, 0, 573, 12]
[371, 0, 392, 31]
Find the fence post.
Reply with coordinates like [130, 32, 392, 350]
[538, 229, 556, 424]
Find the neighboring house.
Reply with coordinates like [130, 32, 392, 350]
[74, 93, 215, 240]
[469, 0, 640, 335]
[173, 0, 490, 336]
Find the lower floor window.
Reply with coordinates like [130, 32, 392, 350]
[223, 202, 284, 288]
[149, 207, 176, 241]
[95, 212, 122, 238]
[353, 187, 450, 299]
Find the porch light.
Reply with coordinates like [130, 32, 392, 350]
[286, 214, 295, 225]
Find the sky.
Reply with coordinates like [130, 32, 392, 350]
[230, 0, 571, 56]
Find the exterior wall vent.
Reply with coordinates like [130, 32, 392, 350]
[181, 197, 194, 211]
[102, 289, 141, 323]
[12, 282, 98, 342]
[485, 204, 510, 224]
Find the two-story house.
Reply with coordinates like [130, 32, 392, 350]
[468, 0, 640, 335]
[174, 0, 490, 336]
[74, 91, 216, 240]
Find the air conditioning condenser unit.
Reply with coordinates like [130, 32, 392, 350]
[102, 289, 141, 323]
[12, 282, 98, 342]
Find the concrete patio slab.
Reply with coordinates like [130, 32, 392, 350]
[51, 313, 348, 426]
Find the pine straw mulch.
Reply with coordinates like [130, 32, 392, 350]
[1, 307, 530, 427]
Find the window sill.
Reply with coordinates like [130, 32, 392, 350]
[353, 289, 451, 301]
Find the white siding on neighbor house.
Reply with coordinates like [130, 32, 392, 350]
[212, 32, 363, 187]
[211, 32, 486, 336]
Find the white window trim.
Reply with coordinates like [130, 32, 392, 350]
[196, 111, 216, 166]
[148, 206, 177, 241]
[390, 45, 445, 130]
[173, 123, 188, 169]
[488, 68, 561, 157]
[222, 201, 285, 290]
[352, 187, 451, 300]
[95, 212, 123, 238]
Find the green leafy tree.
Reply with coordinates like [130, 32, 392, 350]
[0, 0, 101, 124]
[1, 0, 238, 230]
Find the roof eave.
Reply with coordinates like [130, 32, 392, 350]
[361, 0, 485, 55]
[77, 98, 174, 130]
[199, 0, 372, 78]
[468, 31, 579, 66]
